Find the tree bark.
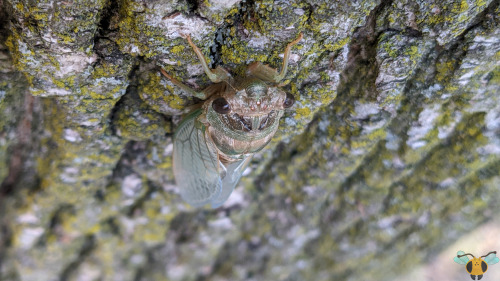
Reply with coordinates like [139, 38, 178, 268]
[1, 0, 499, 280]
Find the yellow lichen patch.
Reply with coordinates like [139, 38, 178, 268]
[451, 0, 469, 14]
[139, 71, 190, 113]
[15, 2, 24, 10]
[435, 60, 455, 82]
[221, 44, 248, 65]
[92, 62, 119, 79]
[156, 156, 173, 170]
[55, 32, 76, 44]
[225, 6, 240, 20]
[294, 107, 312, 120]
[5, 31, 26, 70]
[170, 45, 185, 54]
[325, 37, 350, 52]
[489, 66, 500, 84]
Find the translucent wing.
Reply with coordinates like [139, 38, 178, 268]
[484, 252, 500, 265]
[173, 109, 222, 207]
[210, 155, 253, 208]
[454, 251, 469, 264]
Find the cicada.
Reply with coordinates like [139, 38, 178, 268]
[161, 32, 303, 208]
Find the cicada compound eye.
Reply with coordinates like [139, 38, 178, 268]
[212, 97, 231, 114]
[283, 93, 295, 108]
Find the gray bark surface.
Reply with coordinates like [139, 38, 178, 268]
[0, 0, 499, 280]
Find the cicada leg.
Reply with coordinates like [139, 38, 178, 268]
[160, 68, 210, 99]
[247, 32, 303, 84]
[184, 35, 231, 83]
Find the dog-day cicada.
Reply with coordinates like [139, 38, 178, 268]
[161, 32, 303, 208]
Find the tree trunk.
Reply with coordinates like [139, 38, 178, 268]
[1, 0, 499, 280]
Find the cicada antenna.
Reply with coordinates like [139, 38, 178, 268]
[480, 251, 497, 258]
[458, 253, 476, 258]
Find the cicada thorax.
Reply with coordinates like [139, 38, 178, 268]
[203, 77, 288, 159]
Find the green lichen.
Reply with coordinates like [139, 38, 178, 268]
[113, 92, 171, 140]
[170, 45, 185, 54]
[92, 62, 119, 79]
[435, 60, 455, 83]
[294, 106, 311, 120]
[55, 32, 76, 44]
[324, 37, 350, 52]
[115, 0, 174, 58]
[5, 30, 32, 73]
[219, 36, 270, 66]
[489, 65, 500, 84]
[139, 70, 187, 113]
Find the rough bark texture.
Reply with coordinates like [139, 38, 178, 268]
[0, 0, 499, 280]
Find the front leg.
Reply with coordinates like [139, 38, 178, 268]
[160, 68, 210, 100]
[184, 35, 231, 83]
[247, 32, 303, 83]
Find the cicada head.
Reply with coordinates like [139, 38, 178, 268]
[235, 79, 295, 115]
[207, 78, 295, 134]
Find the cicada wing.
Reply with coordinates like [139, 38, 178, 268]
[210, 155, 253, 208]
[484, 253, 500, 265]
[454, 251, 469, 265]
[173, 109, 222, 207]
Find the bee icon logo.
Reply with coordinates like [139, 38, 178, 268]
[454, 251, 499, 280]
